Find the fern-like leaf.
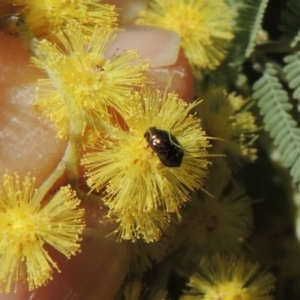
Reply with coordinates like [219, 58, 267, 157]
[291, 30, 300, 48]
[210, 0, 269, 86]
[225, 0, 240, 7]
[283, 52, 300, 99]
[253, 63, 300, 189]
[278, 0, 300, 48]
[235, 0, 269, 58]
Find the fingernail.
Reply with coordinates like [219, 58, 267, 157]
[104, 0, 149, 22]
[106, 25, 180, 67]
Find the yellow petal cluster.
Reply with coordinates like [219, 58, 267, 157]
[82, 88, 211, 242]
[136, 0, 234, 70]
[33, 23, 150, 139]
[197, 88, 258, 163]
[181, 255, 275, 300]
[178, 182, 253, 257]
[3, 0, 117, 40]
[0, 173, 85, 293]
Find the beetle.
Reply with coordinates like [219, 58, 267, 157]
[144, 127, 184, 167]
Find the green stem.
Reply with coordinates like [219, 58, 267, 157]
[31, 158, 66, 206]
[255, 40, 300, 54]
[65, 113, 84, 188]
[76, 188, 105, 205]
[32, 114, 83, 205]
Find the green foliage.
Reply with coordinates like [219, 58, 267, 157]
[241, 0, 269, 57]
[284, 52, 300, 98]
[230, 0, 269, 60]
[213, 0, 300, 196]
[253, 63, 300, 188]
[279, 0, 300, 47]
[211, 0, 269, 86]
[203, 1, 300, 299]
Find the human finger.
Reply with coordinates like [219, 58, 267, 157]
[0, 25, 193, 299]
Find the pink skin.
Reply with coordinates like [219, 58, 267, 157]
[0, 15, 194, 300]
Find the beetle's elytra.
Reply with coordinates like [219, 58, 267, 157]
[144, 127, 184, 167]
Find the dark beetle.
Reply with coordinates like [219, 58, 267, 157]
[144, 127, 184, 167]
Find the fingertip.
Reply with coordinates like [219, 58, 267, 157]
[104, 0, 149, 22]
[149, 48, 195, 103]
[106, 25, 194, 102]
[30, 203, 129, 300]
[0, 284, 31, 300]
[0, 34, 66, 185]
[106, 25, 180, 68]
[0, 26, 194, 297]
